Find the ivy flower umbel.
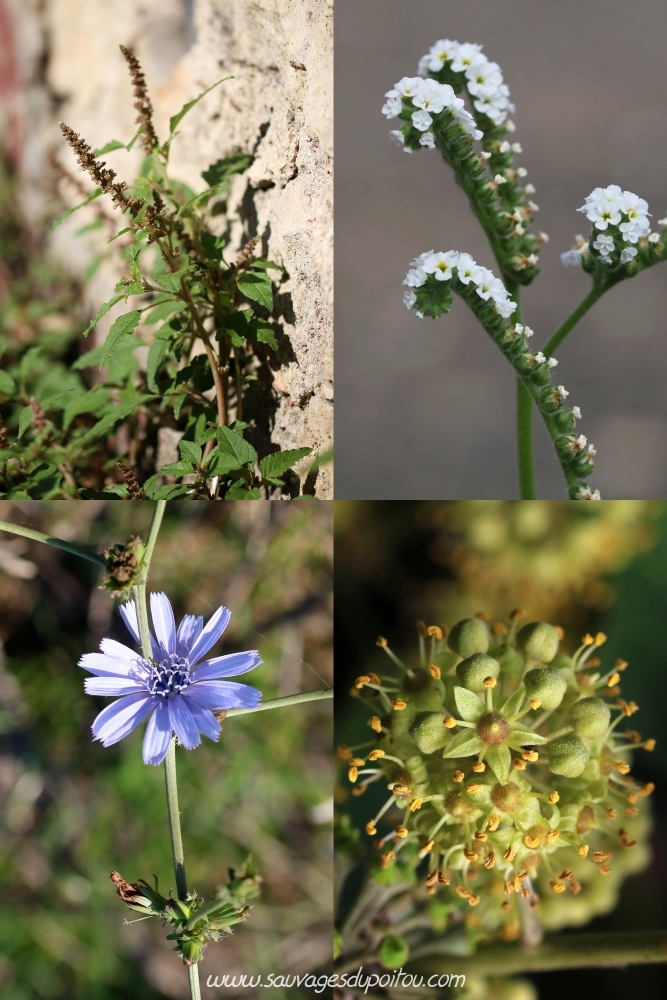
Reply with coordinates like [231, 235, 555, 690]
[80, 592, 261, 765]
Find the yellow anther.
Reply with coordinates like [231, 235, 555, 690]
[524, 835, 540, 849]
[409, 797, 423, 812]
[487, 814, 500, 831]
[369, 716, 382, 733]
[643, 738, 656, 751]
[546, 829, 559, 842]
[640, 782, 655, 797]
[443, 716, 457, 729]
[421, 839, 435, 854]
[548, 792, 560, 804]
[474, 830, 487, 842]
[367, 749, 385, 761]
[605, 808, 618, 819]
[625, 806, 639, 818]
[392, 783, 412, 796]
[354, 675, 371, 689]
[559, 869, 574, 881]
[467, 895, 480, 907]
[484, 852, 495, 869]
[607, 672, 621, 688]
[510, 609, 527, 621]
[348, 766, 358, 783]
[463, 847, 479, 862]
[453, 770, 464, 783]
[483, 676, 497, 688]
[395, 826, 409, 838]
[513, 758, 527, 771]
[379, 851, 395, 867]
[427, 626, 443, 639]
[529, 698, 541, 710]
[472, 761, 486, 773]
[338, 745, 352, 760]
[425, 871, 438, 888]
[365, 821, 377, 836]
[626, 791, 639, 804]
[391, 698, 407, 711]
[349, 757, 365, 767]
[504, 844, 516, 862]
[592, 851, 612, 864]
[466, 784, 483, 794]
[428, 663, 442, 680]
[615, 658, 629, 671]
[582, 634, 595, 646]
[617, 699, 639, 716]
[549, 881, 566, 893]
[578, 844, 589, 858]
[594, 632, 607, 646]
[554, 626, 564, 640]
[599, 863, 611, 875]
[438, 871, 450, 885]
[614, 761, 631, 774]
[521, 750, 539, 762]
[376, 636, 388, 648]
[456, 885, 471, 899]
[504, 881, 515, 896]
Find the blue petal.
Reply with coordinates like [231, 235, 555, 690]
[191, 650, 261, 682]
[150, 592, 177, 656]
[187, 606, 231, 665]
[168, 695, 201, 749]
[119, 600, 160, 659]
[185, 680, 262, 711]
[79, 652, 140, 678]
[186, 703, 221, 742]
[142, 701, 172, 765]
[100, 638, 147, 665]
[92, 693, 157, 746]
[85, 676, 147, 697]
[177, 615, 204, 657]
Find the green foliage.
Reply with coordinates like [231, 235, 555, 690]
[0, 56, 328, 498]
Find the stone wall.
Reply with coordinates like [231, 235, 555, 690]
[4, 0, 333, 495]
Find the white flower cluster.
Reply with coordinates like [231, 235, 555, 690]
[576, 185, 650, 264]
[402, 251, 517, 318]
[382, 76, 483, 152]
[575, 486, 601, 500]
[417, 39, 515, 126]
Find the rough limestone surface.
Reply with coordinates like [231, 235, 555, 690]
[8, 0, 333, 496]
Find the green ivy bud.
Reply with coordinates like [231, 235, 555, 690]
[517, 621, 560, 663]
[456, 653, 500, 692]
[477, 712, 510, 745]
[491, 782, 522, 813]
[378, 934, 410, 970]
[524, 667, 567, 710]
[409, 713, 450, 754]
[547, 733, 590, 777]
[445, 790, 479, 820]
[448, 617, 490, 658]
[570, 697, 611, 739]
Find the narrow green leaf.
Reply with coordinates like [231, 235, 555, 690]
[259, 448, 312, 481]
[17, 407, 32, 439]
[108, 227, 133, 243]
[100, 311, 141, 368]
[63, 386, 110, 429]
[83, 294, 124, 337]
[38, 389, 75, 410]
[158, 460, 196, 476]
[76, 218, 105, 235]
[201, 152, 252, 186]
[126, 126, 143, 152]
[49, 188, 103, 232]
[216, 426, 257, 467]
[237, 271, 273, 311]
[485, 746, 511, 785]
[155, 267, 193, 293]
[77, 394, 158, 445]
[251, 258, 282, 271]
[93, 140, 126, 156]
[508, 728, 547, 746]
[169, 78, 231, 135]
[179, 439, 202, 466]
[254, 319, 279, 350]
[453, 686, 485, 723]
[143, 300, 183, 324]
[151, 484, 191, 499]
[500, 687, 526, 720]
[441, 731, 484, 759]
[0, 371, 16, 395]
[146, 336, 170, 392]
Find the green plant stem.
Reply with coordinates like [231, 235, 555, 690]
[543, 286, 605, 357]
[224, 688, 333, 718]
[407, 929, 667, 975]
[130, 499, 200, 999]
[516, 381, 536, 498]
[0, 519, 106, 565]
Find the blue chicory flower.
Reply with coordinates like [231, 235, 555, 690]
[80, 592, 261, 765]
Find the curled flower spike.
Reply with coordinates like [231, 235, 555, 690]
[80, 593, 261, 765]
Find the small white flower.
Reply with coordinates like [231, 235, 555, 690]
[455, 253, 481, 284]
[511, 142, 522, 153]
[403, 289, 417, 309]
[572, 406, 582, 420]
[420, 131, 436, 149]
[493, 173, 506, 185]
[658, 216, 667, 227]
[534, 352, 546, 364]
[450, 42, 485, 73]
[415, 311, 424, 319]
[576, 434, 587, 450]
[557, 385, 569, 399]
[499, 140, 511, 153]
[599, 253, 613, 265]
[547, 357, 558, 368]
[382, 95, 403, 119]
[425, 39, 460, 72]
[423, 251, 458, 280]
[561, 249, 583, 267]
[648, 232, 660, 243]
[495, 297, 517, 318]
[389, 130, 405, 148]
[506, 119, 516, 132]
[576, 487, 601, 500]
[517, 167, 528, 178]
[410, 251, 434, 268]
[524, 183, 536, 194]
[593, 234, 615, 254]
[412, 109, 433, 132]
[514, 324, 524, 334]
[471, 266, 499, 299]
[412, 79, 448, 113]
[403, 268, 427, 288]
[480, 150, 492, 160]
[620, 246, 638, 263]
[538, 231, 549, 243]
[394, 77, 424, 99]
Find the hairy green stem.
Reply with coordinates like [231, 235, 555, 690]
[0, 519, 106, 565]
[408, 929, 667, 975]
[224, 688, 333, 718]
[516, 381, 536, 499]
[543, 286, 605, 357]
[131, 499, 199, 998]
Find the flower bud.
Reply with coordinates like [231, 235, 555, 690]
[547, 733, 590, 777]
[517, 621, 560, 662]
[524, 667, 567, 710]
[491, 782, 522, 813]
[409, 712, 450, 754]
[477, 712, 510, 745]
[378, 934, 410, 970]
[456, 653, 500, 692]
[445, 790, 479, 820]
[179, 937, 203, 965]
[570, 697, 611, 738]
[448, 617, 490, 658]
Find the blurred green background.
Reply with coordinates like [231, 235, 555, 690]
[334, 500, 667, 999]
[0, 500, 333, 999]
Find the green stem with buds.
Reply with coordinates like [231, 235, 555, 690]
[0, 519, 106, 565]
[224, 688, 333, 718]
[132, 500, 200, 1000]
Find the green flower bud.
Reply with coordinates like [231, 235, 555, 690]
[448, 617, 490, 658]
[517, 621, 560, 662]
[570, 697, 611, 739]
[405, 754, 428, 786]
[547, 733, 590, 777]
[180, 937, 203, 965]
[456, 653, 500, 692]
[477, 712, 510, 745]
[378, 934, 410, 970]
[409, 712, 450, 754]
[491, 782, 522, 812]
[524, 667, 567, 709]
